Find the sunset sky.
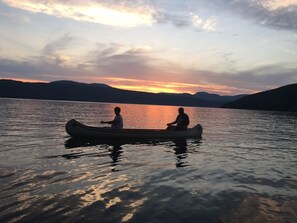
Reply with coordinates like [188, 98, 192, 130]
[0, 0, 297, 95]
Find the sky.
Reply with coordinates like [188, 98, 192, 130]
[0, 0, 297, 95]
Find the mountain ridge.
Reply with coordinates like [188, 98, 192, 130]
[195, 91, 248, 103]
[222, 83, 297, 112]
[0, 79, 245, 107]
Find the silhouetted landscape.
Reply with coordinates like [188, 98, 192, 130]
[0, 79, 246, 107]
[1, 79, 296, 111]
[223, 83, 297, 112]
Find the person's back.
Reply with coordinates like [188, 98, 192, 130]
[176, 112, 189, 129]
[111, 113, 123, 129]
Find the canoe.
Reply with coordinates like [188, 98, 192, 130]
[65, 119, 203, 139]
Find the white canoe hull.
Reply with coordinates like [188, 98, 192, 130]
[65, 119, 203, 139]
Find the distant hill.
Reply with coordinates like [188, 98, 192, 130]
[0, 79, 246, 107]
[222, 83, 297, 112]
[194, 92, 247, 104]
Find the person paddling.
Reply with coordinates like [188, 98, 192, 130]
[167, 107, 189, 131]
[101, 107, 123, 129]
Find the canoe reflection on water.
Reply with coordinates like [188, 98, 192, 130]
[64, 137, 201, 168]
[64, 137, 157, 149]
[64, 137, 125, 171]
[169, 139, 189, 168]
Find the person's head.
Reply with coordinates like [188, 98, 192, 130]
[114, 107, 121, 115]
[178, 107, 184, 114]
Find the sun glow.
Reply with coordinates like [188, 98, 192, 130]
[3, 77, 255, 95]
[97, 77, 198, 93]
[94, 77, 245, 95]
[112, 84, 180, 94]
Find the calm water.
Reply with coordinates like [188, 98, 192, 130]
[0, 98, 297, 223]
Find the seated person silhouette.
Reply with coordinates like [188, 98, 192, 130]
[101, 107, 123, 129]
[167, 107, 189, 131]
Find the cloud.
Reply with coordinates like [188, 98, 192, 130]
[154, 12, 190, 28]
[0, 56, 83, 80]
[208, 0, 297, 32]
[192, 15, 217, 32]
[38, 34, 76, 67]
[1, 43, 296, 95]
[1, 35, 296, 95]
[185, 64, 297, 94]
[152, 0, 297, 32]
[1, 0, 218, 31]
[0, 38, 167, 83]
[86, 43, 166, 80]
[0, 34, 86, 81]
[259, 5, 297, 31]
[260, 0, 297, 10]
[81, 60, 297, 94]
[42, 34, 73, 55]
[1, 0, 157, 28]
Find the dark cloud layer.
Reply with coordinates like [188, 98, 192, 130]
[86, 44, 164, 80]
[0, 34, 85, 81]
[1, 40, 296, 94]
[206, 0, 297, 32]
[143, 0, 297, 32]
[187, 64, 297, 93]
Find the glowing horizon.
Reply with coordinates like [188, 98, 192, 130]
[1, 77, 47, 83]
[1, 77, 258, 96]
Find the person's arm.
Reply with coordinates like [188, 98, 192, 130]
[101, 121, 110, 124]
[167, 121, 176, 126]
[101, 119, 114, 124]
[167, 116, 178, 126]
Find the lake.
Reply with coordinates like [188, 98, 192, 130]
[0, 98, 297, 223]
